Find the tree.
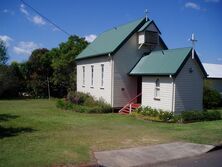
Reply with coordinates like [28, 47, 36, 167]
[0, 63, 22, 98]
[0, 35, 88, 98]
[0, 40, 8, 65]
[51, 35, 88, 96]
[26, 48, 52, 97]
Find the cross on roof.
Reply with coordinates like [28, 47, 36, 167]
[145, 9, 148, 21]
[189, 33, 197, 59]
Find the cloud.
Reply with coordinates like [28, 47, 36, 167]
[2, 9, 14, 15]
[185, 2, 201, 10]
[205, 0, 220, 3]
[20, 4, 46, 26]
[32, 15, 46, 25]
[84, 34, 97, 42]
[0, 35, 13, 46]
[13, 41, 40, 56]
[20, 4, 29, 16]
[52, 27, 60, 32]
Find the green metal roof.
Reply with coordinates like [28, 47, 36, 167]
[138, 20, 152, 32]
[130, 47, 192, 76]
[76, 17, 146, 60]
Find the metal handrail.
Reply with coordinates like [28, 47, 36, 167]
[119, 93, 142, 113]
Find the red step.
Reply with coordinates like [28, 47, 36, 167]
[119, 103, 141, 115]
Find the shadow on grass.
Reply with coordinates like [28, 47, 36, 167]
[0, 126, 35, 139]
[0, 113, 19, 122]
[0, 113, 35, 139]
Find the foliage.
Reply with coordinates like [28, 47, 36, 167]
[25, 48, 51, 97]
[159, 110, 174, 122]
[67, 91, 92, 105]
[181, 110, 221, 122]
[134, 106, 174, 122]
[134, 106, 221, 123]
[57, 91, 112, 113]
[0, 35, 88, 99]
[51, 36, 88, 95]
[0, 40, 8, 65]
[203, 86, 222, 109]
[0, 63, 24, 98]
[56, 99, 73, 110]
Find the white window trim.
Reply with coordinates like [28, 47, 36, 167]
[82, 66, 85, 87]
[100, 64, 104, 89]
[90, 65, 94, 88]
[154, 78, 160, 100]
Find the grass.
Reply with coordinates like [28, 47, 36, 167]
[0, 99, 222, 167]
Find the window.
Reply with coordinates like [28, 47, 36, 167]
[82, 66, 85, 86]
[101, 64, 104, 88]
[154, 78, 160, 99]
[91, 65, 94, 87]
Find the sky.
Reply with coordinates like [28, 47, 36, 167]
[0, 0, 222, 64]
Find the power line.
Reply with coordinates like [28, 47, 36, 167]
[20, 0, 71, 36]
[20, 0, 101, 55]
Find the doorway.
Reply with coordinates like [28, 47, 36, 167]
[137, 77, 142, 103]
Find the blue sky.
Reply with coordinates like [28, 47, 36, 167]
[1, 0, 222, 64]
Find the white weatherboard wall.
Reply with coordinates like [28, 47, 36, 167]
[113, 33, 145, 108]
[113, 24, 163, 108]
[113, 33, 153, 108]
[76, 56, 112, 104]
[142, 77, 173, 111]
[174, 57, 204, 113]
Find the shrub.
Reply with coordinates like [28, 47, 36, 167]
[134, 106, 174, 122]
[57, 91, 112, 113]
[56, 99, 73, 110]
[56, 99, 65, 109]
[181, 111, 204, 122]
[67, 91, 90, 105]
[159, 111, 174, 122]
[203, 86, 222, 109]
[134, 106, 221, 123]
[202, 110, 221, 121]
[141, 106, 159, 117]
[181, 110, 221, 122]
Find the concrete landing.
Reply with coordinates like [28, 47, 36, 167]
[94, 142, 214, 167]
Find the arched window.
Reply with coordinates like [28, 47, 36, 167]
[155, 78, 160, 99]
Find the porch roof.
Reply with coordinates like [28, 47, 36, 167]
[130, 47, 207, 77]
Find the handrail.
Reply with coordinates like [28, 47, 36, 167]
[119, 93, 142, 113]
[127, 92, 142, 104]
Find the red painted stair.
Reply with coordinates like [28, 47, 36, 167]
[119, 93, 142, 115]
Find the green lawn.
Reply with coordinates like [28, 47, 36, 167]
[0, 99, 222, 167]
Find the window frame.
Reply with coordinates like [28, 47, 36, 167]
[100, 64, 104, 89]
[154, 78, 160, 100]
[90, 65, 94, 88]
[82, 66, 85, 87]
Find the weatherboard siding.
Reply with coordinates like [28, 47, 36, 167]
[174, 57, 204, 113]
[145, 22, 159, 32]
[113, 33, 148, 108]
[142, 77, 173, 111]
[76, 56, 112, 104]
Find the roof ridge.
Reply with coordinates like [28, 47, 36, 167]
[148, 47, 191, 53]
[99, 17, 146, 34]
[76, 16, 146, 60]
